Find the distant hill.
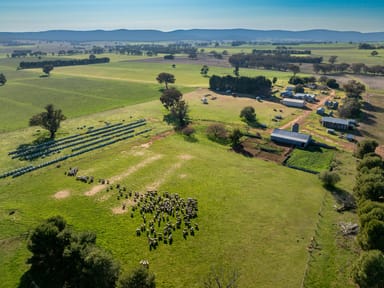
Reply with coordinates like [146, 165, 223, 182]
[1, 29, 384, 42]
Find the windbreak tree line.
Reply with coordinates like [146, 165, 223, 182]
[209, 75, 272, 96]
[350, 140, 384, 288]
[313, 63, 384, 76]
[19, 57, 110, 69]
[229, 53, 322, 70]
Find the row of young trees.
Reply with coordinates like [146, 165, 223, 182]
[23, 216, 156, 288]
[350, 140, 384, 288]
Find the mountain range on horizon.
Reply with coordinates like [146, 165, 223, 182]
[1, 29, 384, 42]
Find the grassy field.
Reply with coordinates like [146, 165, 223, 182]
[0, 128, 327, 288]
[286, 146, 335, 173]
[0, 42, 375, 288]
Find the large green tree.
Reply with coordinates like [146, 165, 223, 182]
[160, 88, 182, 110]
[355, 139, 379, 159]
[351, 250, 384, 288]
[240, 106, 256, 124]
[24, 216, 120, 288]
[343, 80, 366, 98]
[156, 72, 175, 89]
[29, 104, 66, 139]
[43, 64, 54, 76]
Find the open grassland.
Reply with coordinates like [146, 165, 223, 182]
[0, 128, 326, 288]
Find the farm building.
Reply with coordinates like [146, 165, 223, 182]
[270, 128, 312, 148]
[321, 117, 355, 130]
[281, 98, 306, 108]
[294, 93, 316, 102]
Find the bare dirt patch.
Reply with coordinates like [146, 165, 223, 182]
[140, 142, 152, 149]
[54, 190, 71, 199]
[85, 184, 105, 197]
[178, 154, 194, 160]
[179, 174, 188, 179]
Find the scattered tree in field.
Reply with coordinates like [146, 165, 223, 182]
[318, 75, 328, 84]
[229, 128, 242, 149]
[240, 106, 256, 124]
[355, 139, 379, 159]
[351, 250, 384, 288]
[119, 266, 156, 288]
[343, 80, 366, 99]
[168, 100, 190, 129]
[42, 64, 53, 76]
[338, 98, 361, 119]
[272, 77, 277, 85]
[200, 65, 209, 77]
[29, 104, 66, 139]
[371, 50, 379, 57]
[287, 64, 300, 76]
[156, 72, 175, 89]
[326, 78, 339, 89]
[24, 216, 120, 288]
[203, 265, 240, 288]
[160, 88, 182, 110]
[0, 73, 6, 85]
[89, 54, 96, 60]
[328, 55, 338, 64]
[318, 171, 341, 188]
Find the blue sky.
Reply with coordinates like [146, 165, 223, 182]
[1, 0, 383, 32]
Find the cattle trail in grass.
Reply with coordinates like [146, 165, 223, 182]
[145, 154, 193, 191]
[84, 154, 163, 196]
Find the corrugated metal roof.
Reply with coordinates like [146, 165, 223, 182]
[271, 128, 311, 143]
[321, 117, 350, 125]
[281, 98, 305, 104]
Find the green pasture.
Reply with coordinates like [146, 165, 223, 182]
[286, 146, 335, 173]
[0, 127, 326, 288]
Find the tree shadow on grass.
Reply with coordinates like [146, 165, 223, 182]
[326, 186, 356, 211]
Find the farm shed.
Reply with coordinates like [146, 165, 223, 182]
[294, 93, 316, 102]
[281, 98, 306, 108]
[271, 128, 312, 148]
[321, 117, 354, 130]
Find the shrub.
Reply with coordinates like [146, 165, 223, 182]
[206, 123, 228, 143]
[318, 171, 341, 187]
[351, 250, 384, 288]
